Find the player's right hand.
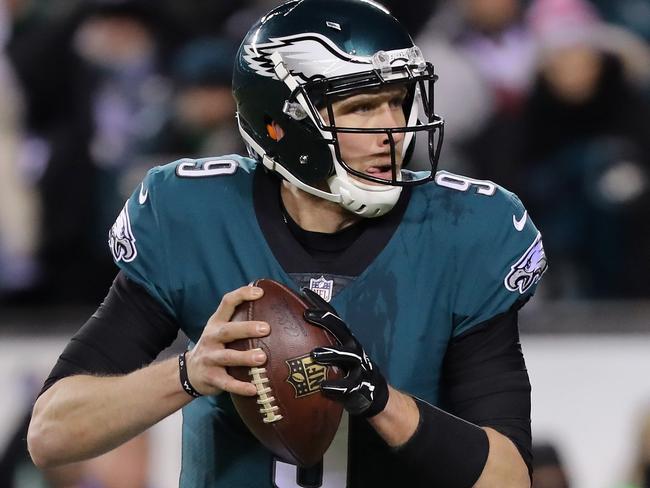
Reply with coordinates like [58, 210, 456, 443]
[184, 285, 270, 397]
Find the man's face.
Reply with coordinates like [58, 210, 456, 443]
[542, 45, 602, 104]
[319, 85, 408, 184]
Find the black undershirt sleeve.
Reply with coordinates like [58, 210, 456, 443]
[39, 271, 180, 397]
[385, 306, 532, 487]
[440, 305, 532, 473]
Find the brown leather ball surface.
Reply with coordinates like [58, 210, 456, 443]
[227, 279, 343, 467]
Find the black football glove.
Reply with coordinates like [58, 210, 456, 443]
[300, 288, 389, 418]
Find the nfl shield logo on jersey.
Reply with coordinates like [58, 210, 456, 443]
[309, 276, 334, 302]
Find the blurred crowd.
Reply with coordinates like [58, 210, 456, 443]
[0, 0, 648, 307]
[414, 0, 650, 299]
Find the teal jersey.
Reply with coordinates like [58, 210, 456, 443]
[109, 155, 547, 487]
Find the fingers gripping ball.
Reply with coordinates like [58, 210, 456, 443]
[227, 279, 343, 467]
[301, 288, 389, 418]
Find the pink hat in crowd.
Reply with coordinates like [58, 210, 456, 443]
[526, 0, 602, 50]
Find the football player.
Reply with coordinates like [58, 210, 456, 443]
[27, 1, 547, 487]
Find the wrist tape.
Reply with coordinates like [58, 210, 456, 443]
[391, 397, 489, 487]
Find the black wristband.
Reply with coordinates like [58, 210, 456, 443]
[178, 351, 202, 398]
[392, 397, 489, 488]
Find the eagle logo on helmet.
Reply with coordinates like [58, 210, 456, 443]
[243, 33, 414, 82]
[505, 233, 548, 294]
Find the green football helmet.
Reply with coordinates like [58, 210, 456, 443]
[233, 0, 444, 217]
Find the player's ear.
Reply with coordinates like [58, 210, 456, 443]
[266, 120, 285, 141]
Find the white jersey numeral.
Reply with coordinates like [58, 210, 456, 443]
[435, 172, 496, 196]
[175, 159, 238, 178]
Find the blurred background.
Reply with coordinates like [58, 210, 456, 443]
[0, 0, 648, 487]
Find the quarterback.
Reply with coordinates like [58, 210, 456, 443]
[27, 1, 547, 487]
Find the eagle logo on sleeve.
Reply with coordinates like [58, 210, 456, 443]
[505, 233, 548, 294]
[108, 202, 137, 263]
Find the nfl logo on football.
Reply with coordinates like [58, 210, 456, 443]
[309, 276, 334, 302]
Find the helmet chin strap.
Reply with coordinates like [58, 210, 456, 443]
[328, 173, 402, 218]
[326, 145, 402, 218]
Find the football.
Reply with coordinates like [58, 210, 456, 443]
[227, 279, 343, 467]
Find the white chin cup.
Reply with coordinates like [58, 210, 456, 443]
[328, 172, 402, 218]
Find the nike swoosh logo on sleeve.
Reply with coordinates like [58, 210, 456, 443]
[513, 211, 527, 231]
[138, 183, 149, 205]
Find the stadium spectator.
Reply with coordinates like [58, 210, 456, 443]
[72, 0, 179, 233]
[0, 0, 39, 299]
[6, 0, 179, 304]
[149, 37, 244, 161]
[415, 0, 537, 180]
[436, 0, 536, 112]
[513, 0, 650, 298]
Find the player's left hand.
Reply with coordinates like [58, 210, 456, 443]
[300, 288, 388, 418]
